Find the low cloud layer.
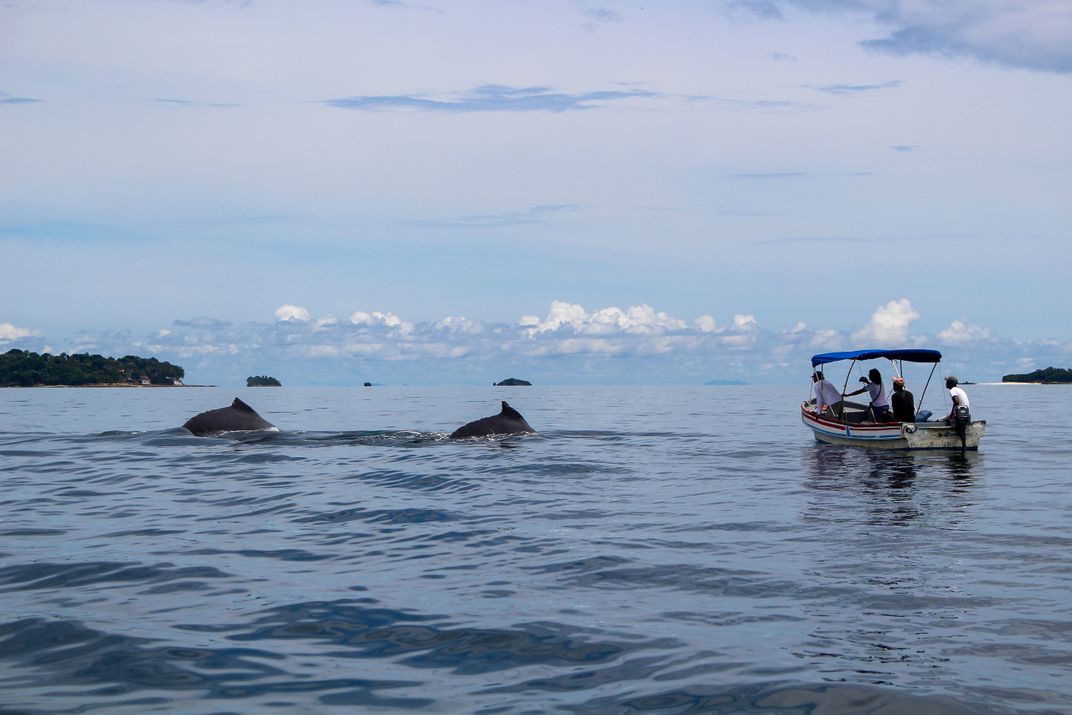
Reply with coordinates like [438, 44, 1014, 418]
[4, 300, 1068, 385]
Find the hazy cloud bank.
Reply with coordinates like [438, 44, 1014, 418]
[4, 300, 1066, 386]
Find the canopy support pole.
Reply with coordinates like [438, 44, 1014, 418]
[917, 362, 938, 419]
[841, 359, 857, 397]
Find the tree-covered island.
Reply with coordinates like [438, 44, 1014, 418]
[247, 375, 282, 387]
[0, 349, 184, 387]
[1002, 367, 1072, 383]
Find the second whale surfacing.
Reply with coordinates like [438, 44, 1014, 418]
[183, 398, 276, 436]
[450, 401, 536, 439]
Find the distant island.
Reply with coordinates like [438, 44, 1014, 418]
[0, 349, 184, 387]
[247, 375, 282, 387]
[704, 379, 748, 386]
[495, 378, 532, 386]
[1002, 367, 1072, 384]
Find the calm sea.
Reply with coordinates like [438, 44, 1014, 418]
[1, 385, 1070, 714]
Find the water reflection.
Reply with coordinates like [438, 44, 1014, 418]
[796, 445, 989, 693]
[939, 452, 976, 492]
[803, 445, 978, 527]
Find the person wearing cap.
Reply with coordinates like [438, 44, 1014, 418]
[943, 375, 971, 422]
[810, 370, 844, 416]
[890, 375, 915, 423]
[844, 367, 891, 421]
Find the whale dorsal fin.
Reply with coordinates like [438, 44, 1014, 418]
[500, 401, 523, 419]
[232, 398, 255, 413]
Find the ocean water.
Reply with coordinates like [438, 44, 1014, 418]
[1, 384, 1070, 714]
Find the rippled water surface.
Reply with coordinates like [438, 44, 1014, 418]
[1, 385, 1070, 713]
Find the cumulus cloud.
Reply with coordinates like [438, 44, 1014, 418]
[523, 301, 593, 334]
[523, 301, 688, 336]
[852, 298, 920, 345]
[938, 319, 992, 344]
[314, 316, 340, 330]
[274, 304, 311, 322]
[349, 310, 414, 335]
[695, 315, 718, 333]
[733, 314, 758, 330]
[0, 321, 38, 342]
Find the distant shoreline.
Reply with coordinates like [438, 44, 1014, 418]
[1, 384, 215, 389]
[986, 381, 1069, 386]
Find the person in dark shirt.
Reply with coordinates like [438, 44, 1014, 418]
[890, 376, 915, 423]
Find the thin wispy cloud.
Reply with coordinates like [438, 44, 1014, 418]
[324, 85, 658, 113]
[0, 219, 118, 242]
[530, 204, 585, 215]
[408, 213, 543, 230]
[726, 0, 782, 20]
[714, 208, 782, 218]
[582, 5, 622, 32]
[812, 80, 902, 95]
[149, 98, 241, 108]
[685, 95, 823, 113]
[755, 233, 978, 246]
[364, 0, 443, 13]
[731, 172, 811, 180]
[1, 91, 42, 105]
[407, 205, 585, 230]
[167, 0, 253, 7]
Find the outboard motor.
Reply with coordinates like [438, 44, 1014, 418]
[953, 405, 971, 452]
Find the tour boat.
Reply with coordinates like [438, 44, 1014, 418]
[801, 348, 985, 450]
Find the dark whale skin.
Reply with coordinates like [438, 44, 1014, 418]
[183, 398, 275, 436]
[450, 401, 535, 439]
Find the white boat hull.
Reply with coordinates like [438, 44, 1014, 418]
[801, 404, 985, 450]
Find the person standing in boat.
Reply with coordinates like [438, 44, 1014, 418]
[811, 371, 844, 416]
[843, 368, 891, 421]
[890, 376, 915, 422]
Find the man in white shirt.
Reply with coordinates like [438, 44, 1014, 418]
[811, 371, 844, 416]
[944, 375, 971, 421]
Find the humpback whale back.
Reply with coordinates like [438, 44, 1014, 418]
[183, 398, 275, 436]
[450, 401, 535, 439]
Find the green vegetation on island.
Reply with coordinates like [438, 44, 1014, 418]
[0, 349, 184, 387]
[247, 375, 282, 387]
[1002, 367, 1072, 384]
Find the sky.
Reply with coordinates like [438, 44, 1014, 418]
[1, 0, 1070, 385]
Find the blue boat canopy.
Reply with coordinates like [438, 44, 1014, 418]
[811, 349, 942, 367]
